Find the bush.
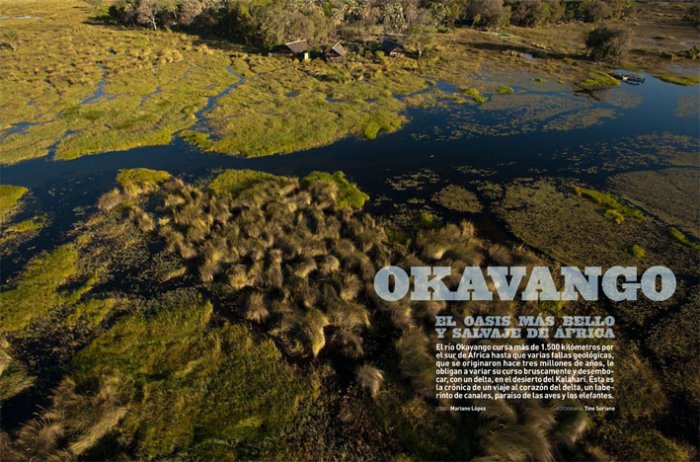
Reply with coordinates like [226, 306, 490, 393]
[585, 25, 630, 63]
[462, 87, 489, 103]
[629, 244, 645, 259]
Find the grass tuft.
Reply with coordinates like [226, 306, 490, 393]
[461, 87, 488, 104]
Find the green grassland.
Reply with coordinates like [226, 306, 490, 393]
[4, 0, 697, 164]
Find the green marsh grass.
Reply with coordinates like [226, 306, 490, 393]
[574, 186, 644, 220]
[668, 227, 700, 250]
[656, 74, 700, 86]
[302, 171, 369, 208]
[0, 184, 28, 222]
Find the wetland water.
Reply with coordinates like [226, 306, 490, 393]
[1, 73, 699, 281]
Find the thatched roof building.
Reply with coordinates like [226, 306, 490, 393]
[381, 39, 406, 57]
[326, 42, 347, 61]
[283, 39, 310, 57]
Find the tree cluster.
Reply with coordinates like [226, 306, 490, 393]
[107, 0, 637, 50]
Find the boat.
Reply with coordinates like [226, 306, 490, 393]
[608, 70, 645, 84]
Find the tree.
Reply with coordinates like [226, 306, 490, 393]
[253, 1, 330, 49]
[405, 24, 436, 58]
[585, 25, 630, 63]
[464, 0, 508, 29]
[427, 0, 466, 27]
[510, 0, 547, 27]
[509, 0, 563, 27]
[128, 0, 178, 30]
[578, 0, 611, 23]
[379, 2, 407, 33]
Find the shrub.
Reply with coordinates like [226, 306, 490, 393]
[363, 121, 382, 140]
[462, 87, 489, 103]
[585, 25, 630, 64]
[629, 244, 645, 259]
[604, 208, 624, 224]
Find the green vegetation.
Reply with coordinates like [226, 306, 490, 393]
[302, 171, 369, 208]
[0, 184, 28, 222]
[496, 85, 515, 94]
[70, 292, 306, 460]
[362, 121, 382, 140]
[1, 0, 690, 164]
[495, 180, 695, 270]
[179, 130, 214, 149]
[668, 227, 700, 250]
[0, 339, 35, 401]
[0, 216, 47, 248]
[209, 169, 289, 197]
[578, 70, 621, 89]
[656, 74, 700, 86]
[574, 186, 644, 220]
[630, 244, 646, 259]
[461, 87, 489, 104]
[0, 245, 81, 332]
[1, 169, 697, 461]
[116, 168, 171, 195]
[418, 211, 437, 228]
[610, 168, 699, 234]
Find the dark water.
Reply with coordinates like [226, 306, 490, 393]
[1, 74, 699, 283]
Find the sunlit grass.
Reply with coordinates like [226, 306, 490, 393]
[302, 171, 369, 208]
[656, 74, 700, 86]
[668, 227, 700, 250]
[574, 186, 644, 221]
[0, 184, 28, 222]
